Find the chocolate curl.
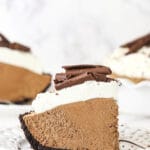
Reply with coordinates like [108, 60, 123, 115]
[0, 33, 30, 52]
[54, 73, 67, 84]
[0, 34, 10, 47]
[121, 33, 150, 55]
[55, 72, 107, 90]
[9, 42, 30, 52]
[55, 65, 114, 90]
[63, 65, 112, 75]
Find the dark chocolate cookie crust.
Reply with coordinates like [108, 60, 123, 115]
[19, 112, 67, 150]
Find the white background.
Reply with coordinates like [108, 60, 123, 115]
[0, 0, 150, 72]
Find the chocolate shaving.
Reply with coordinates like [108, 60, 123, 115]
[9, 42, 30, 52]
[63, 64, 102, 70]
[55, 72, 107, 90]
[0, 33, 30, 52]
[54, 73, 67, 83]
[55, 65, 114, 90]
[121, 33, 150, 55]
[66, 67, 112, 76]
[0, 34, 9, 42]
[0, 34, 10, 47]
[63, 65, 111, 73]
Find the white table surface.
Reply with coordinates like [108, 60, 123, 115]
[0, 105, 32, 129]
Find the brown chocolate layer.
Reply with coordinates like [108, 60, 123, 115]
[0, 62, 51, 103]
[54, 65, 114, 90]
[121, 33, 150, 55]
[0, 33, 30, 52]
[20, 98, 119, 150]
[0, 75, 50, 105]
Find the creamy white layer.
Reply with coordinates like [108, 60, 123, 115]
[32, 80, 119, 113]
[105, 47, 150, 79]
[0, 47, 43, 74]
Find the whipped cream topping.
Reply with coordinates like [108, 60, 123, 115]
[105, 46, 150, 79]
[0, 47, 43, 74]
[32, 80, 119, 113]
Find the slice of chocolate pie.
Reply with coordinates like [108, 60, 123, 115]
[105, 33, 150, 83]
[20, 65, 120, 150]
[0, 34, 51, 103]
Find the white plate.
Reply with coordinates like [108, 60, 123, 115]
[0, 104, 32, 128]
[117, 79, 150, 116]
